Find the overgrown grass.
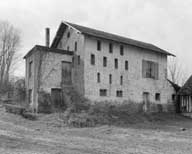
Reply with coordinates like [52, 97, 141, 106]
[61, 100, 147, 127]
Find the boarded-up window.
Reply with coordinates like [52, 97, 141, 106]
[109, 43, 113, 53]
[29, 61, 33, 78]
[91, 54, 95, 65]
[116, 90, 123, 97]
[125, 60, 128, 70]
[120, 45, 124, 55]
[62, 61, 72, 85]
[115, 58, 118, 69]
[100, 89, 107, 96]
[142, 60, 159, 79]
[103, 56, 107, 67]
[97, 40, 101, 51]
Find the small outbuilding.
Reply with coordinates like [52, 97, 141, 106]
[178, 75, 192, 113]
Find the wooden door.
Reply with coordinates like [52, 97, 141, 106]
[51, 88, 62, 108]
[143, 92, 150, 112]
[62, 61, 72, 85]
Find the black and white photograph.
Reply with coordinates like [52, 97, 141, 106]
[0, 0, 192, 153]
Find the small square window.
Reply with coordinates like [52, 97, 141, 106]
[97, 40, 101, 51]
[100, 89, 107, 96]
[120, 45, 124, 55]
[116, 90, 123, 97]
[155, 93, 160, 101]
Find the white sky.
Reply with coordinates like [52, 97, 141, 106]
[0, 0, 191, 79]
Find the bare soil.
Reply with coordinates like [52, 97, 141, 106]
[0, 106, 192, 154]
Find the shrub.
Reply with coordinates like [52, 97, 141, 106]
[38, 91, 52, 113]
[63, 100, 145, 127]
[64, 88, 90, 113]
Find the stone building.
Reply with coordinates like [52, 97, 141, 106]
[24, 21, 176, 111]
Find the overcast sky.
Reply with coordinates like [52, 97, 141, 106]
[0, 0, 191, 80]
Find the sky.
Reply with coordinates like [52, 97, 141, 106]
[0, 0, 191, 81]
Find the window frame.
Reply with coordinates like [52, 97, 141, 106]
[125, 60, 128, 70]
[97, 72, 100, 83]
[109, 74, 112, 84]
[120, 45, 124, 56]
[155, 93, 160, 101]
[97, 40, 101, 51]
[75, 41, 77, 51]
[120, 75, 123, 85]
[91, 54, 95, 65]
[100, 89, 107, 96]
[116, 90, 123, 97]
[67, 32, 70, 38]
[29, 61, 33, 78]
[115, 58, 118, 69]
[103, 56, 107, 67]
[78, 55, 80, 65]
[109, 43, 113, 53]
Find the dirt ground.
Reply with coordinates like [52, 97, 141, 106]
[1, 106, 192, 154]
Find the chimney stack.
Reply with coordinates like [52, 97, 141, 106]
[45, 28, 50, 47]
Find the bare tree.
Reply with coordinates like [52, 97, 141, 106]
[0, 21, 21, 92]
[168, 58, 187, 86]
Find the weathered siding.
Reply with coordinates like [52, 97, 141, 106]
[84, 35, 175, 104]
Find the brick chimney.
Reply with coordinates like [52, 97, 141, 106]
[45, 28, 50, 47]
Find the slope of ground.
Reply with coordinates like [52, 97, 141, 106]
[0, 106, 192, 154]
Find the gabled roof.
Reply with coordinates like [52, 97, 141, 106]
[167, 79, 181, 92]
[51, 21, 175, 56]
[24, 45, 73, 59]
[178, 75, 192, 95]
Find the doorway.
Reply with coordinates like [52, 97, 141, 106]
[143, 92, 150, 112]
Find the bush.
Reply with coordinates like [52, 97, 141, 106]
[64, 88, 90, 113]
[63, 100, 145, 127]
[38, 91, 52, 113]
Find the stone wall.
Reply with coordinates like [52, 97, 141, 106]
[58, 26, 85, 95]
[83, 35, 175, 104]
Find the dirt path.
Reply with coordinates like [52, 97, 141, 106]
[1, 107, 192, 154]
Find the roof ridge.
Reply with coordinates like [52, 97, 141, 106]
[51, 21, 175, 56]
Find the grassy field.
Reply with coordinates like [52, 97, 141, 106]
[1, 106, 192, 154]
